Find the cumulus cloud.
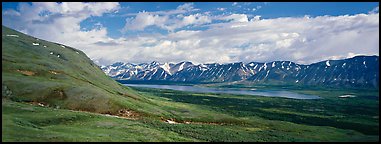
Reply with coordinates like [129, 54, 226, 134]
[121, 11, 168, 32]
[2, 2, 119, 44]
[120, 13, 378, 65]
[121, 3, 210, 32]
[2, 2, 379, 66]
[168, 13, 212, 30]
[204, 13, 378, 64]
[176, 3, 195, 11]
[113, 13, 379, 65]
[250, 15, 261, 21]
[2, 2, 121, 61]
[121, 12, 211, 32]
[369, 6, 379, 14]
[218, 14, 249, 22]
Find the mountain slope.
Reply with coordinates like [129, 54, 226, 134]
[246, 56, 379, 88]
[1, 26, 157, 114]
[102, 56, 379, 89]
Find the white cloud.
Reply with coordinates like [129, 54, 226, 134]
[218, 14, 249, 23]
[123, 3, 198, 17]
[177, 3, 195, 11]
[369, 6, 379, 14]
[250, 15, 261, 21]
[2, 2, 379, 66]
[121, 11, 167, 32]
[114, 3, 201, 33]
[2, 2, 121, 62]
[121, 6, 210, 32]
[170, 13, 211, 30]
[217, 8, 226, 11]
[122, 13, 378, 65]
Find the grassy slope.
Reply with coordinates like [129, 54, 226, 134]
[2, 26, 378, 142]
[2, 99, 197, 142]
[2, 26, 168, 115]
[132, 86, 378, 134]
[3, 88, 378, 142]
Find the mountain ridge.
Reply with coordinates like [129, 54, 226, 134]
[102, 55, 379, 89]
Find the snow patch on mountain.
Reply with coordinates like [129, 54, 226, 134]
[326, 60, 331, 67]
[253, 64, 258, 69]
[263, 63, 267, 70]
[363, 61, 367, 68]
[160, 63, 172, 75]
[178, 62, 186, 72]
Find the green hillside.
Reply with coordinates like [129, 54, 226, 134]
[1, 25, 161, 115]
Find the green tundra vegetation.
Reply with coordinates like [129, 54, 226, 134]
[2, 26, 379, 142]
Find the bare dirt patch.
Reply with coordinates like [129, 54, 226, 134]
[159, 117, 226, 125]
[116, 109, 141, 120]
[49, 70, 59, 75]
[17, 69, 36, 76]
[28, 101, 48, 107]
[186, 121, 226, 125]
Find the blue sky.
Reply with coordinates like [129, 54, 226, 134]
[2, 2, 379, 65]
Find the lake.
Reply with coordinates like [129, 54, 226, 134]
[124, 84, 321, 99]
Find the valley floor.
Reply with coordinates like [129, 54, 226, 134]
[2, 85, 379, 142]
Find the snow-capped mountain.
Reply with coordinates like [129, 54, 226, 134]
[101, 56, 379, 89]
[101, 61, 195, 80]
[246, 56, 379, 88]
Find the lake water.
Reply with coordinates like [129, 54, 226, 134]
[124, 84, 321, 100]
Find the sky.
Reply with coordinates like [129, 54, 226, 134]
[2, 2, 379, 66]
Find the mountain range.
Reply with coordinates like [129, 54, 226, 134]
[101, 56, 379, 89]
